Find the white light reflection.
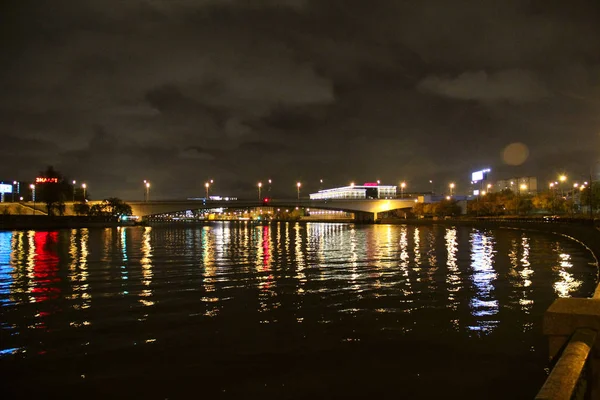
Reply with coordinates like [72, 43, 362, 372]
[468, 230, 499, 334]
[553, 247, 582, 297]
[120, 227, 129, 294]
[445, 227, 460, 311]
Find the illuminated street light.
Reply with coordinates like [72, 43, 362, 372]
[12, 180, 17, 202]
[268, 179, 272, 194]
[29, 184, 35, 215]
[319, 179, 323, 190]
[429, 180, 434, 194]
[258, 182, 262, 200]
[145, 181, 150, 202]
[71, 180, 77, 202]
[520, 183, 527, 193]
[400, 182, 406, 198]
[205, 182, 210, 199]
[297, 182, 301, 199]
[449, 182, 455, 196]
[81, 183, 87, 201]
[559, 175, 567, 182]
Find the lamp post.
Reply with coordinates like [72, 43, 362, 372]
[559, 175, 567, 199]
[297, 182, 301, 200]
[205, 182, 210, 199]
[12, 181, 17, 202]
[400, 182, 406, 198]
[145, 181, 150, 202]
[449, 182, 455, 196]
[72, 180, 76, 202]
[258, 182, 262, 200]
[268, 179, 272, 194]
[518, 183, 527, 215]
[429, 180, 433, 194]
[81, 183, 87, 201]
[319, 179, 323, 191]
[29, 184, 35, 215]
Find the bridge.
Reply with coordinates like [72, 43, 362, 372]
[127, 198, 417, 222]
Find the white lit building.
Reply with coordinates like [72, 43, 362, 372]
[309, 183, 397, 200]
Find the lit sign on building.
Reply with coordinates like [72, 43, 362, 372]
[35, 177, 59, 183]
[0, 184, 12, 193]
[363, 182, 379, 187]
[471, 168, 491, 183]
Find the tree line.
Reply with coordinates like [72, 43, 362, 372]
[412, 184, 600, 217]
[33, 166, 132, 217]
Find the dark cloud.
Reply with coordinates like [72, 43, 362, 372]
[1, 0, 600, 198]
[418, 70, 549, 103]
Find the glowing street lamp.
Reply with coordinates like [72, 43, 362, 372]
[12, 180, 17, 202]
[319, 179, 323, 190]
[145, 181, 150, 202]
[429, 180, 433, 194]
[400, 182, 406, 198]
[29, 184, 35, 215]
[81, 183, 87, 201]
[268, 179, 272, 194]
[449, 182, 455, 196]
[72, 180, 76, 202]
[258, 182, 262, 200]
[205, 182, 210, 199]
[297, 182, 301, 199]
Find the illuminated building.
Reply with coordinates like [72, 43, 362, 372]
[309, 182, 397, 200]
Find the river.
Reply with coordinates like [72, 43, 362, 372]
[0, 223, 597, 399]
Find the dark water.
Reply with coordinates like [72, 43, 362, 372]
[0, 223, 597, 399]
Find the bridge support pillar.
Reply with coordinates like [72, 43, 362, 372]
[354, 212, 375, 224]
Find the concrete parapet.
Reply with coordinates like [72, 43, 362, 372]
[544, 298, 600, 359]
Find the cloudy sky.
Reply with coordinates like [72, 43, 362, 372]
[1, 0, 599, 199]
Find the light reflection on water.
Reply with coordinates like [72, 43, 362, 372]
[0, 223, 597, 398]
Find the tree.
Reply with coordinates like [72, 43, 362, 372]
[86, 198, 132, 218]
[73, 202, 90, 216]
[36, 166, 72, 216]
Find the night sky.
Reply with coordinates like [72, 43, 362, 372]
[1, 0, 599, 200]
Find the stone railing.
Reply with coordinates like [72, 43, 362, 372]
[536, 295, 600, 399]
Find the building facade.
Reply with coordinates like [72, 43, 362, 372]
[309, 183, 397, 200]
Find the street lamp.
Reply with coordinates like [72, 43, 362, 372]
[297, 182, 301, 199]
[449, 182, 455, 196]
[559, 175, 567, 198]
[81, 183, 87, 201]
[319, 179, 323, 190]
[205, 182, 210, 199]
[145, 181, 150, 202]
[72, 180, 76, 202]
[520, 183, 527, 193]
[400, 182, 406, 198]
[258, 182, 262, 200]
[429, 180, 433, 194]
[12, 180, 17, 202]
[268, 179, 272, 194]
[29, 184, 35, 215]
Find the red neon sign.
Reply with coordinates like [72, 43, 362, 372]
[36, 177, 59, 183]
[363, 182, 378, 186]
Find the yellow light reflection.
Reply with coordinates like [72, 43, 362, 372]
[139, 227, 154, 307]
